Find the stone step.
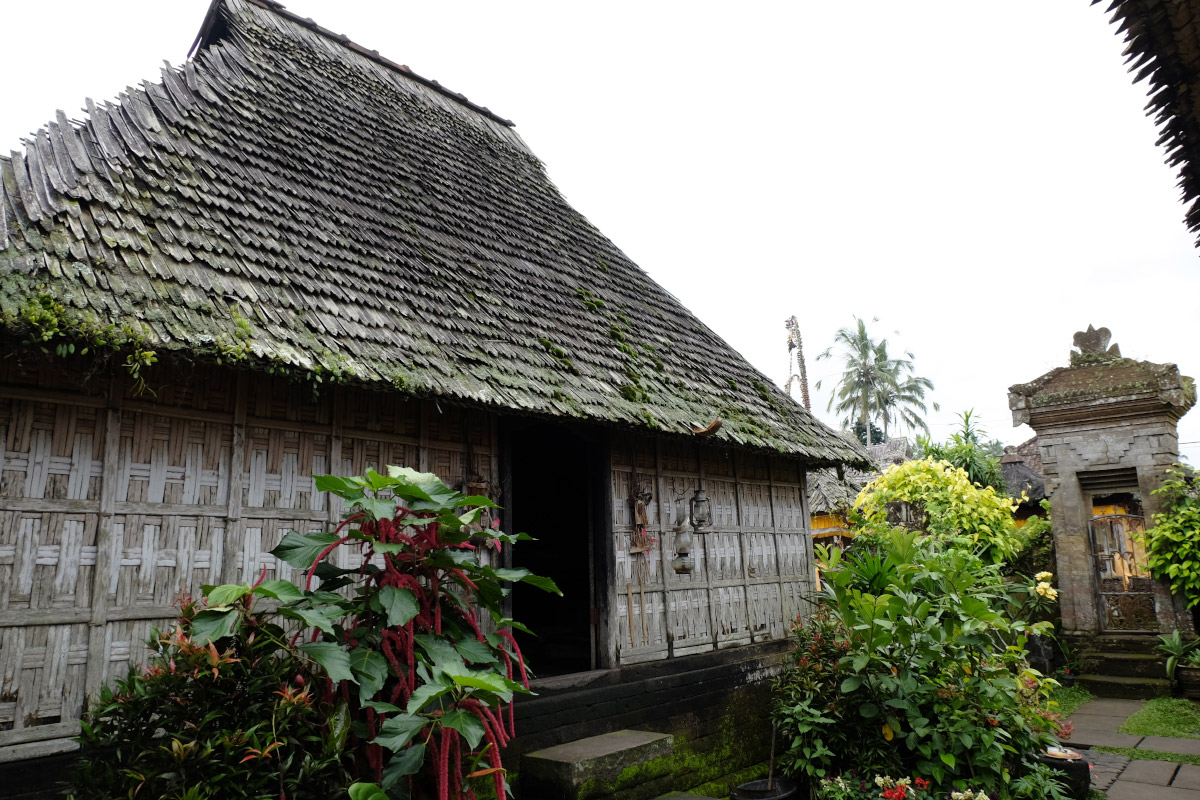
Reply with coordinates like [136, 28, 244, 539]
[1094, 652, 1167, 679]
[1077, 673, 1170, 699]
[520, 729, 675, 800]
[1083, 634, 1163, 655]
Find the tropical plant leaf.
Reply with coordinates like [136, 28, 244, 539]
[300, 642, 355, 683]
[441, 709, 486, 749]
[373, 714, 429, 752]
[251, 579, 304, 603]
[190, 609, 238, 644]
[271, 530, 340, 570]
[376, 586, 420, 627]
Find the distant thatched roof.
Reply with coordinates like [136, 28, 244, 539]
[0, 0, 867, 466]
[808, 437, 912, 515]
[1095, 0, 1200, 245]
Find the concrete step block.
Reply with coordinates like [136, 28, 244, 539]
[521, 729, 674, 800]
[1098, 653, 1168, 679]
[1078, 673, 1171, 699]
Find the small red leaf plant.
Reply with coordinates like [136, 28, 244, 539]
[68, 585, 347, 800]
[270, 467, 559, 800]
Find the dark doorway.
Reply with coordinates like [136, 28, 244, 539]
[505, 420, 598, 677]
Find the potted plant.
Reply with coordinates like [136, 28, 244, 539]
[1179, 650, 1200, 699]
[1156, 630, 1200, 694]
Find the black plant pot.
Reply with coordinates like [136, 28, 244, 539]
[1031, 751, 1090, 800]
[732, 778, 799, 800]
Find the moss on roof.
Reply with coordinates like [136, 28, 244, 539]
[0, 0, 867, 466]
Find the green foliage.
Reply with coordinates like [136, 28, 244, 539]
[1155, 630, 1200, 686]
[774, 531, 1064, 793]
[69, 593, 346, 800]
[1093, 746, 1200, 767]
[916, 410, 1006, 494]
[1006, 503, 1054, 579]
[1118, 697, 1200, 739]
[6, 288, 159, 395]
[1142, 467, 1200, 607]
[855, 458, 1024, 563]
[1009, 762, 1069, 800]
[1047, 685, 1092, 718]
[271, 467, 559, 800]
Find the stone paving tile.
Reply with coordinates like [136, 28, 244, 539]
[1140, 737, 1200, 756]
[1106, 779, 1200, 800]
[1087, 750, 1133, 791]
[1071, 713, 1135, 732]
[1076, 699, 1150, 717]
[1070, 727, 1145, 748]
[1174, 765, 1200, 791]
[1122, 760, 1180, 786]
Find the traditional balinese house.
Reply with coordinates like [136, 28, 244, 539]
[807, 436, 912, 544]
[0, 0, 866, 772]
[1002, 437, 1048, 523]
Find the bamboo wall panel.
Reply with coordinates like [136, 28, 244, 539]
[0, 360, 498, 758]
[609, 436, 814, 666]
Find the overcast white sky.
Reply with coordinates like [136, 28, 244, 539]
[3, 1, 1199, 461]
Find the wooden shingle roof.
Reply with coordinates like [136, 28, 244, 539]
[0, 0, 866, 465]
[1096, 0, 1200, 245]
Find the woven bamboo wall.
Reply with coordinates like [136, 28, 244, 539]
[610, 433, 814, 666]
[0, 357, 497, 761]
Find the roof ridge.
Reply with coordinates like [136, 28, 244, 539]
[193, 0, 515, 128]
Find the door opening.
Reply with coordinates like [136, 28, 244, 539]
[506, 420, 598, 677]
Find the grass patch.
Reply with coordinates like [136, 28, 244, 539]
[1119, 697, 1200, 739]
[1051, 685, 1094, 717]
[1094, 746, 1200, 766]
[1088, 790, 1106, 800]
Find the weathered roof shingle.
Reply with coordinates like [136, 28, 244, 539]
[0, 0, 866, 465]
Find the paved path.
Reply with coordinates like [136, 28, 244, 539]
[1067, 698, 1200, 798]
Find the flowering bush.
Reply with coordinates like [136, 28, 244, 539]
[818, 773, 933, 800]
[774, 530, 1066, 793]
[69, 592, 346, 800]
[269, 467, 557, 800]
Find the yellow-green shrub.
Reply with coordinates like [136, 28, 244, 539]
[855, 458, 1023, 562]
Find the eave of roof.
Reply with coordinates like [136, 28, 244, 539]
[1095, 0, 1200, 246]
[0, 0, 868, 468]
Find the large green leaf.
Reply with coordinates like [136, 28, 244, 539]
[406, 682, 452, 714]
[202, 583, 248, 608]
[251, 579, 304, 604]
[373, 713, 429, 752]
[271, 530, 340, 570]
[376, 586, 419, 627]
[190, 609, 238, 644]
[313, 474, 366, 499]
[440, 709, 486, 750]
[347, 782, 389, 800]
[300, 642, 355, 683]
[415, 635, 466, 671]
[491, 568, 561, 595]
[350, 647, 389, 704]
[454, 638, 499, 665]
[450, 671, 512, 697]
[382, 743, 427, 788]
[278, 606, 338, 636]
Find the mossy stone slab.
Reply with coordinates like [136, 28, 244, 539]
[522, 730, 674, 800]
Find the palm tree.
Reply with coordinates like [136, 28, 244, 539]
[815, 317, 937, 444]
[876, 371, 938, 438]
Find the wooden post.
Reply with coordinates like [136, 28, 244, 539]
[221, 373, 247, 583]
[84, 378, 123, 701]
